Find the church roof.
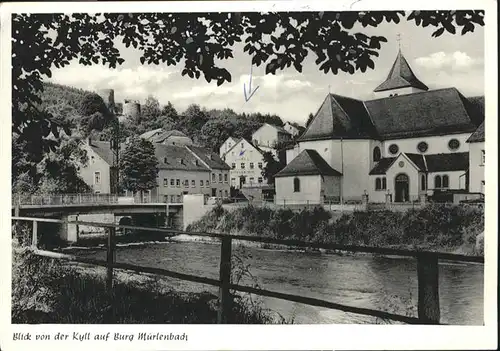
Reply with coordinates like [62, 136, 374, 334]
[298, 94, 378, 141]
[374, 50, 429, 92]
[466, 121, 485, 143]
[299, 88, 484, 142]
[275, 149, 342, 178]
[369, 152, 469, 174]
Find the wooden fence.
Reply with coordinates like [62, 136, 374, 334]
[12, 216, 484, 325]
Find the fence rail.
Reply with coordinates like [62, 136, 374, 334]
[12, 216, 484, 324]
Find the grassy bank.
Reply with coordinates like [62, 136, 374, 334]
[12, 243, 287, 324]
[187, 204, 484, 255]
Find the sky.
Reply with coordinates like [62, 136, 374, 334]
[47, 14, 485, 126]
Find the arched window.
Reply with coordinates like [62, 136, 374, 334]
[373, 147, 381, 162]
[442, 175, 449, 188]
[293, 177, 301, 192]
[375, 178, 382, 190]
[382, 177, 387, 190]
[421, 174, 426, 190]
[434, 175, 442, 189]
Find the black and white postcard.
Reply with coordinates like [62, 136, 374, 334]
[0, 1, 497, 350]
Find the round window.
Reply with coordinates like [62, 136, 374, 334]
[389, 144, 399, 155]
[417, 141, 428, 153]
[398, 161, 405, 168]
[448, 139, 460, 150]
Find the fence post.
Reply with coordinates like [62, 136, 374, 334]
[217, 236, 232, 324]
[31, 220, 38, 248]
[106, 227, 116, 292]
[417, 253, 440, 324]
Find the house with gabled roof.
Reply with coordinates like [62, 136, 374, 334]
[252, 123, 292, 154]
[278, 49, 484, 205]
[223, 138, 267, 189]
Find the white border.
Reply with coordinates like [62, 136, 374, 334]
[0, 1, 497, 350]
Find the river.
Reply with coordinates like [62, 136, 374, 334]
[73, 241, 484, 325]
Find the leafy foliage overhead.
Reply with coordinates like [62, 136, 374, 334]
[12, 11, 484, 159]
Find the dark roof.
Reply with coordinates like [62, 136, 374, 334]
[466, 121, 485, 143]
[369, 157, 396, 175]
[405, 153, 426, 170]
[150, 130, 189, 143]
[425, 152, 469, 172]
[369, 152, 468, 174]
[88, 140, 118, 165]
[186, 145, 231, 170]
[154, 145, 210, 172]
[140, 128, 163, 140]
[298, 94, 377, 141]
[275, 149, 342, 177]
[364, 88, 481, 139]
[374, 50, 429, 92]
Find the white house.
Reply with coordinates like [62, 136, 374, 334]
[219, 136, 239, 159]
[252, 123, 292, 154]
[466, 122, 485, 194]
[283, 122, 300, 137]
[276, 49, 484, 204]
[223, 138, 267, 188]
[80, 139, 118, 194]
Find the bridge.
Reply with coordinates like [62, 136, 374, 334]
[12, 193, 184, 242]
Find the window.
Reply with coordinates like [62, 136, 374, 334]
[481, 180, 485, 193]
[206, 179, 210, 187]
[373, 147, 381, 162]
[241, 163, 245, 169]
[228, 143, 231, 148]
[91, 156, 95, 164]
[448, 139, 460, 150]
[382, 177, 387, 190]
[421, 174, 426, 190]
[231, 151, 235, 156]
[191, 180, 196, 187]
[434, 175, 442, 188]
[231, 163, 236, 169]
[94, 171, 101, 185]
[219, 174, 222, 183]
[231, 178, 236, 185]
[258, 177, 263, 183]
[195, 160, 199, 166]
[170, 195, 175, 203]
[241, 143, 244, 148]
[293, 177, 300, 192]
[258, 162, 263, 169]
[201, 180, 204, 187]
[176, 179, 180, 187]
[212, 173, 216, 182]
[249, 177, 254, 184]
[224, 190, 228, 197]
[389, 144, 399, 155]
[442, 175, 449, 188]
[163, 157, 168, 163]
[170, 179, 175, 186]
[417, 141, 428, 153]
[224, 174, 228, 182]
[163, 178, 168, 187]
[375, 178, 382, 190]
[481, 150, 485, 165]
[184, 180, 189, 187]
[250, 162, 254, 169]
[180, 158, 185, 165]
[176, 195, 181, 203]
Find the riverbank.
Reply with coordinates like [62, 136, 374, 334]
[186, 203, 485, 256]
[11, 244, 288, 324]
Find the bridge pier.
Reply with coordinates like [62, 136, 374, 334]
[59, 215, 79, 243]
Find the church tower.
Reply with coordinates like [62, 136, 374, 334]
[373, 49, 429, 98]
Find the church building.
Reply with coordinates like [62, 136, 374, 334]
[277, 50, 485, 204]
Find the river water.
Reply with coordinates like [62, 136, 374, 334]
[74, 241, 483, 325]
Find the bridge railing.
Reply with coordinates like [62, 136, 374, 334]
[12, 216, 484, 325]
[12, 193, 121, 206]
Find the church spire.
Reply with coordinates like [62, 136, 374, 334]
[374, 49, 429, 93]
